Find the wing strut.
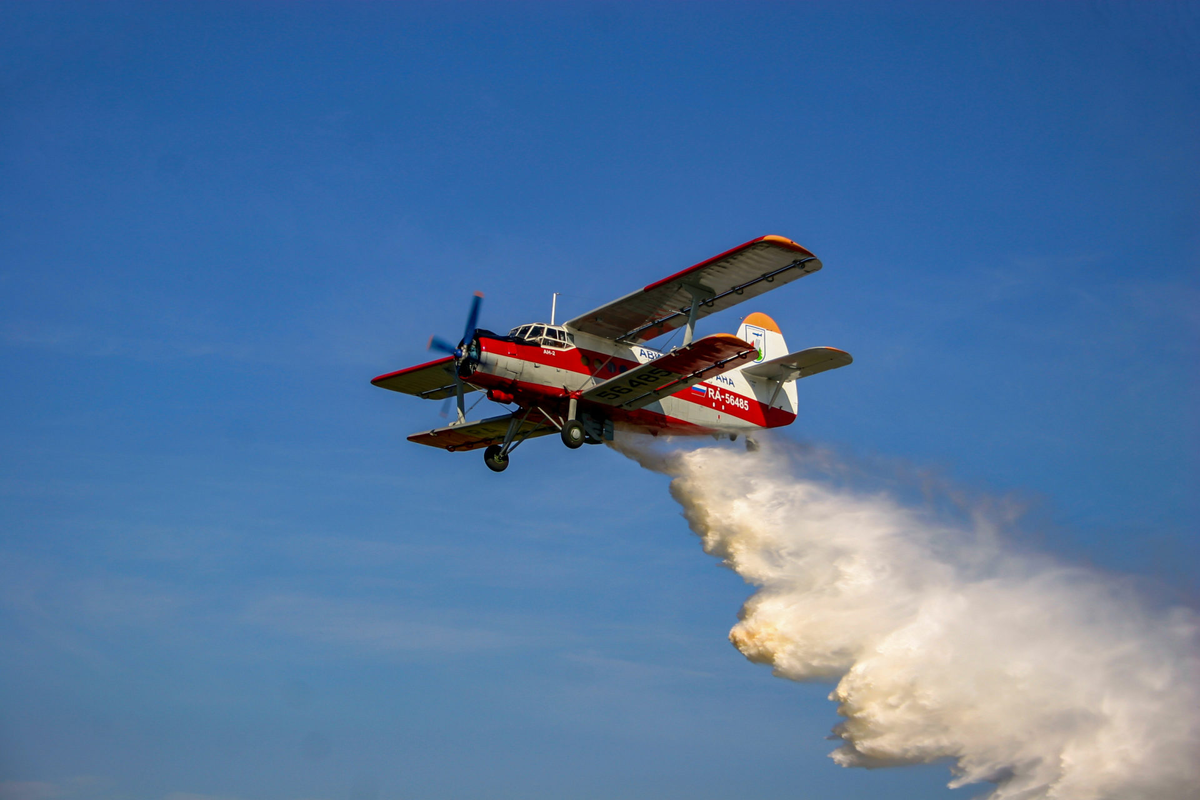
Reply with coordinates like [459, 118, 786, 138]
[681, 283, 715, 347]
[767, 367, 802, 407]
[500, 407, 535, 456]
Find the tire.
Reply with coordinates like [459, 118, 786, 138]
[483, 444, 509, 472]
[561, 420, 585, 449]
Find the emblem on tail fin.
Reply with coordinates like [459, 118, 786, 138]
[744, 325, 767, 363]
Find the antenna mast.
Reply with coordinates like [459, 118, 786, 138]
[551, 292, 560, 325]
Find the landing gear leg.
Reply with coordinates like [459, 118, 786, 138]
[483, 408, 534, 473]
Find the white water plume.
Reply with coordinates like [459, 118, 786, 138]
[615, 438, 1199, 800]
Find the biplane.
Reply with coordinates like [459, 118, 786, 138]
[371, 235, 852, 472]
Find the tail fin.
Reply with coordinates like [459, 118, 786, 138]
[735, 312, 796, 411]
[736, 312, 788, 364]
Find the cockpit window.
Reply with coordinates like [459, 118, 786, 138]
[508, 323, 574, 349]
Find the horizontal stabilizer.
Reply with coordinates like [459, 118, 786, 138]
[582, 333, 758, 411]
[740, 346, 852, 382]
[408, 413, 555, 452]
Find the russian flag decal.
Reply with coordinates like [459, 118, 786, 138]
[691, 384, 708, 396]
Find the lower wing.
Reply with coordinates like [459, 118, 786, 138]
[372, 356, 480, 401]
[407, 413, 556, 451]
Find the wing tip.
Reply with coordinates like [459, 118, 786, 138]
[760, 235, 815, 258]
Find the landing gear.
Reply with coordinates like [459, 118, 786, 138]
[483, 444, 509, 472]
[481, 406, 606, 472]
[745, 436, 759, 453]
[482, 406, 539, 473]
[561, 420, 585, 449]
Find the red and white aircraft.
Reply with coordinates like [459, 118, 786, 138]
[372, 235, 852, 472]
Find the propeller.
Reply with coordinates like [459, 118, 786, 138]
[427, 292, 484, 425]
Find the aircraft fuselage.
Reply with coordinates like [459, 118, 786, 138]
[464, 327, 797, 438]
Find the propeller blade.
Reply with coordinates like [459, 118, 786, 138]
[428, 335, 458, 355]
[463, 292, 483, 345]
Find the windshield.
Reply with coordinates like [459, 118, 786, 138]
[508, 323, 572, 349]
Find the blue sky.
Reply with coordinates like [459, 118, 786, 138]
[1, 3, 1197, 799]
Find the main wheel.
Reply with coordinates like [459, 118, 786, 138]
[483, 444, 509, 472]
[561, 420, 585, 449]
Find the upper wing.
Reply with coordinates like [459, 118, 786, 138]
[581, 333, 757, 411]
[371, 357, 480, 401]
[565, 235, 821, 344]
[740, 347, 853, 381]
[407, 413, 556, 451]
